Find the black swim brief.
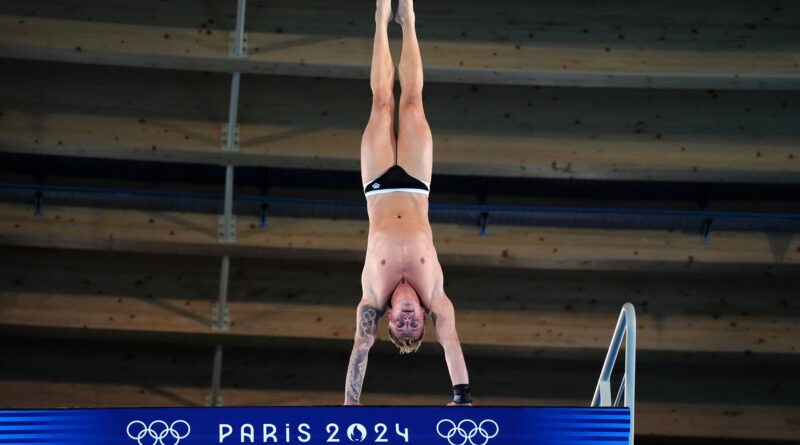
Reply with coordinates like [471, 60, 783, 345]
[363, 165, 430, 197]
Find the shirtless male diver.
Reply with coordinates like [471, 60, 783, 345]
[343, 0, 471, 406]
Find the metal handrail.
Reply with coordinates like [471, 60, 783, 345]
[591, 303, 636, 445]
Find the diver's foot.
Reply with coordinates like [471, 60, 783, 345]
[376, 0, 393, 24]
[395, 0, 415, 27]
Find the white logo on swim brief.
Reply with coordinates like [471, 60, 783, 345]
[372, 183, 381, 189]
[436, 419, 499, 445]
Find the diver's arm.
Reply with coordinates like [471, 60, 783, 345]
[431, 294, 470, 402]
[344, 301, 381, 405]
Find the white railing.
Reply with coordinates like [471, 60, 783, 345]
[591, 303, 636, 445]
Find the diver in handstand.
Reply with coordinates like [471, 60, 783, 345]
[343, 0, 471, 406]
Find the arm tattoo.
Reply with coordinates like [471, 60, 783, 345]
[345, 305, 379, 404]
[345, 347, 369, 404]
[358, 305, 378, 338]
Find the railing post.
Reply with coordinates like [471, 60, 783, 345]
[591, 303, 636, 445]
[624, 303, 636, 443]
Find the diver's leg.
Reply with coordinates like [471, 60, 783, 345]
[361, 0, 398, 185]
[395, 0, 433, 184]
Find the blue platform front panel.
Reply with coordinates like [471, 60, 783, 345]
[0, 407, 630, 445]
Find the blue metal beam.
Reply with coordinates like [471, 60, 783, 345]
[1, 182, 798, 236]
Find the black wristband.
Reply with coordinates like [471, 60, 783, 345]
[452, 384, 472, 404]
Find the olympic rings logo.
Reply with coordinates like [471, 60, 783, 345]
[126, 420, 191, 445]
[435, 419, 499, 445]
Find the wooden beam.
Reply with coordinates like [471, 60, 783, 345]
[637, 402, 799, 441]
[1, 203, 798, 271]
[4, 0, 799, 36]
[1, 291, 796, 354]
[1, 15, 798, 90]
[3, 245, 796, 316]
[3, 111, 797, 183]
[5, 0, 800, 33]
[1, 246, 796, 354]
[2, 58, 799, 182]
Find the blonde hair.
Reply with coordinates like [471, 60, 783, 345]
[388, 323, 424, 354]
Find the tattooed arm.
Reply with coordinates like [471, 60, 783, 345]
[344, 301, 381, 405]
